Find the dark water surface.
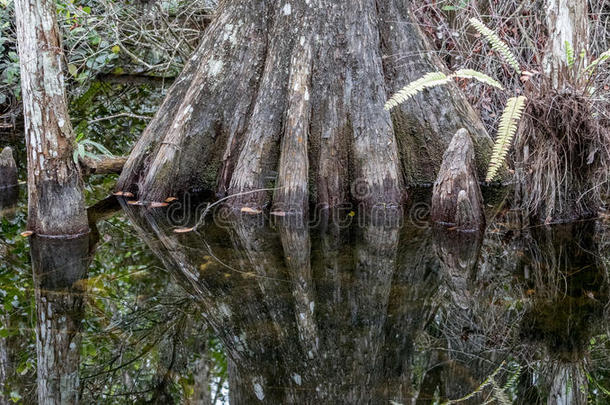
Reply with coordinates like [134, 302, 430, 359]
[2, 185, 610, 404]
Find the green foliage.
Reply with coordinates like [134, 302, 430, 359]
[385, 69, 504, 111]
[0, 0, 19, 104]
[585, 49, 610, 75]
[486, 96, 527, 182]
[384, 72, 451, 110]
[565, 41, 575, 67]
[452, 69, 504, 90]
[1, 0, 210, 109]
[468, 17, 521, 73]
[72, 134, 114, 164]
[441, 0, 472, 11]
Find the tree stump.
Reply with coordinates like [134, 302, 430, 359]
[431, 128, 485, 231]
[0, 147, 17, 190]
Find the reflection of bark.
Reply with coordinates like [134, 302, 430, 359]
[0, 313, 18, 402]
[383, 223, 442, 404]
[121, 204, 445, 404]
[31, 235, 89, 405]
[0, 184, 18, 218]
[433, 227, 482, 310]
[432, 227, 496, 402]
[348, 221, 399, 401]
[517, 223, 607, 404]
[0, 174, 19, 400]
[277, 217, 318, 359]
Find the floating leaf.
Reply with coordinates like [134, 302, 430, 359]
[20, 231, 33, 237]
[164, 197, 178, 203]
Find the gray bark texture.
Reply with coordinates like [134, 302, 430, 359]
[0, 147, 18, 189]
[15, 0, 88, 235]
[431, 129, 485, 231]
[31, 235, 89, 405]
[117, 0, 492, 211]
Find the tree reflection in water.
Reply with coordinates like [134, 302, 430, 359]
[8, 192, 610, 403]
[113, 196, 610, 404]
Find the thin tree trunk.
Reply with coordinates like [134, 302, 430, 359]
[543, 0, 589, 86]
[14, 0, 88, 235]
[117, 0, 491, 211]
[31, 235, 89, 405]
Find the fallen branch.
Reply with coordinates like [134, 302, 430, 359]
[80, 156, 128, 175]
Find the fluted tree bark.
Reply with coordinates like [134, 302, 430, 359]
[117, 0, 492, 212]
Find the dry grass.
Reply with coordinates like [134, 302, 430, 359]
[516, 79, 610, 222]
[414, 0, 610, 222]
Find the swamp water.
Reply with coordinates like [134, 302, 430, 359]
[1, 186, 610, 404]
[2, 82, 610, 404]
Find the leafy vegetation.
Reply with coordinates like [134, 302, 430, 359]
[73, 134, 114, 164]
[486, 95, 526, 182]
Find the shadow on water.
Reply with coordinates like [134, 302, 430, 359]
[99, 193, 610, 405]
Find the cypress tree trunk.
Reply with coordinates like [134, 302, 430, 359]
[31, 235, 89, 405]
[14, 0, 88, 235]
[117, 0, 492, 211]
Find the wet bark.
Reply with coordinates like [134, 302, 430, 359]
[14, 0, 88, 235]
[31, 235, 89, 405]
[117, 0, 491, 210]
[431, 129, 485, 231]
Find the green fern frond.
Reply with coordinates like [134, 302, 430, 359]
[565, 41, 575, 67]
[486, 96, 527, 182]
[469, 18, 521, 73]
[585, 49, 610, 75]
[80, 139, 114, 157]
[491, 380, 512, 405]
[451, 69, 504, 90]
[385, 72, 451, 110]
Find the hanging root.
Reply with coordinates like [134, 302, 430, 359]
[516, 79, 610, 223]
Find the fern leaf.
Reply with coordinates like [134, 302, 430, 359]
[565, 41, 575, 67]
[585, 49, 610, 75]
[486, 96, 527, 182]
[80, 139, 114, 157]
[451, 69, 504, 90]
[491, 380, 512, 405]
[385, 72, 451, 110]
[469, 18, 521, 73]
